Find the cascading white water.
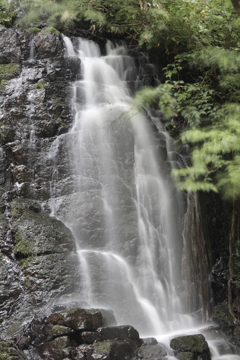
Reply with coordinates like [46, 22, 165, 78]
[51, 36, 197, 338]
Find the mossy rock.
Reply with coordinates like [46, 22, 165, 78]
[26, 27, 41, 33]
[0, 63, 20, 81]
[212, 301, 234, 327]
[51, 324, 74, 337]
[10, 198, 29, 221]
[93, 340, 131, 360]
[47, 308, 104, 331]
[0, 79, 7, 92]
[176, 352, 194, 360]
[11, 198, 76, 257]
[13, 233, 34, 256]
[170, 334, 211, 360]
[0, 63, 20, 92]
[0, 341, 25, 360]
[35, 79, 46, 89]
[37, 336, 71, 359]
[0, 123, 13, 143]
[42, 26, 60, 35]
[170, 334, 208, 353]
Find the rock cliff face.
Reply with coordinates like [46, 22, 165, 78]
[0, 27, 79, 337]
[0, 25, 239, 359]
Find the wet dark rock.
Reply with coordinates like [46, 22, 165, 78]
[34, 32, 64, 59]
[28, 201, 41, 213]
[81, 330, 103, 344]
[0, 198, 78, 336]
[47, 308, 104, 331]
[141, 338, 158, 345]
[93, 340, 131, 360]
[210, 257, 229, 305]
[37, 336, 72, 360]
[170, 334, 211, 360]
[97, 325, 139, 341]
[65, 56, 81, 81]
[212, 301, 235, 330]
[71, 344, 94, 359]
[98, 308, 117, 327]
[0, 28, 21, 63]
[11, 198, 76, 256]
[13, 308, 143, 359]
[137, 343, 167, 359]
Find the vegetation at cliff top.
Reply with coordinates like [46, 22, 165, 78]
[0, 0, 15, 26]
[1, 0, 240, 199]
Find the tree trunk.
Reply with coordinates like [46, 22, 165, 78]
[228, 197, 240, 324]
[231, 0, 240, 15]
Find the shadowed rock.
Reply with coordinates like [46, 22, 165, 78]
[170, 334, 211, 360]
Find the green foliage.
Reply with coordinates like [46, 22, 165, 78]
[13, 0, 240, 54]
[0, 0, 15, 27]
[25, 27, 41, 33]
[42, 26, 60, 34]
[133, 1, 240, 200]
[0, 63, 21, 81]
[172, 104, 240, 199]
[13, 0, 240, 201]
[0, 63, 21, 92]
[35, 79, 46, 89]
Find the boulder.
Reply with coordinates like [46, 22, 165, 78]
[81, 330, 103, 344]
[34, 31, 64, 59]
[93, 340, 131, 360]
[71, 344, 94, 359]
[47, 308, 104, 331]
[97, 325, 139, 341]
[37, 336, 72, 360]
[170, 334, 211, 360]
[137, 343, 167, 359]
[141, 338, 158, 345]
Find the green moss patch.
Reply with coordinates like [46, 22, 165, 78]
[0, 63, 20, 81]
[13, 232, 34, 256]
[0, 341, 22, 360]
[26, 27, 41, 33]
[212, 301, 234, 327]
[42, 26, 60, 35]
[35, 79, 46, 89]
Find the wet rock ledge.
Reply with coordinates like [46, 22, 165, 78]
[0, 26, 80, 336]
[0, 307, 211, 360]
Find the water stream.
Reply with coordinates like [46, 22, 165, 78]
[48, 36, 240, 358]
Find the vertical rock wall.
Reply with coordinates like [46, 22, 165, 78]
[0, 27, 79, 336]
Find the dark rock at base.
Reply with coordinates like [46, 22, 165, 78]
[141, 338, 158, 345]
[71, 344, 94, 359]
[93, 340, 131, 360]
[47, 308, 104, 331]
[97, 325, 140, 341]
[37, 336, 72, 360]
[137, 343, 167, 359]
[12, 307, 145, 359]
[99, 308, 117, 327]
[43, 323, 75, 341]
[170, 334, 211, 360]
[176, 351, 195, 360]
[212, 301, 235, 331]
[81, 330, 103, 344]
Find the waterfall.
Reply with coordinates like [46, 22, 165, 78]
[49, 36, 198, 338]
